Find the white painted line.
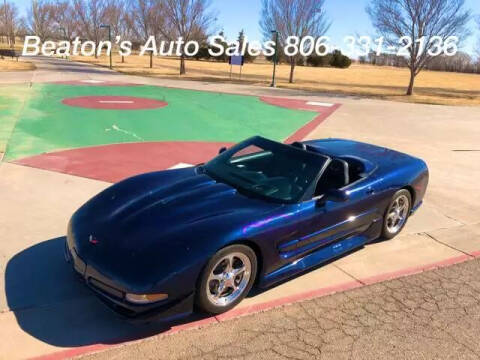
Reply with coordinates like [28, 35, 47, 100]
[98, 100, 134, 104]
[81, 80, 105, 83]
[306, 101, 334, 107]
[168, 163, 194, 169]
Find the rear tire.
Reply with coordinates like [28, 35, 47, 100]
[196, 244, 257, 315]
[381, 189, 412, 240]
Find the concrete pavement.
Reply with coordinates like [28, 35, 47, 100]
[79, 257, 480, 360]
[0, 57, 479, 359]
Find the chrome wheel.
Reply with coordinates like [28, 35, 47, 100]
[386, 194, 410, 234]
[206, 252, 251, 307]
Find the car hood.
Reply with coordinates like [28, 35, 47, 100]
[71, 167, 278, 286]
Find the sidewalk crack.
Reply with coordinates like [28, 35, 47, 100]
[332, 264, 366, 285]
[423, 232, 473, 258]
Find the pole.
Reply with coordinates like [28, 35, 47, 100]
[270, 31, 279, 87]
[63, 28, 68, 59]
[59, 27, 68, 59]
[108, 26, 112, 69]
[100, 24, 112, 69]
[4, 0, 9, 46]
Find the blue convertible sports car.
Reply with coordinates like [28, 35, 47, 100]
[65, 136, 428, 317]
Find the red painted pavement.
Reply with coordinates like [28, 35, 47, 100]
[15, 142, 234, 183]
[259, 96, 341, 143]
[62, 96, 168, 110]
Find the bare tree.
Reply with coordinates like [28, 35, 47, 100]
[367, 51, 408, 67]
[3, 1, 25, 46]
[260, 0, 330, 83]
[0, 1, 20, 45]
[73, 0, 108, 57]
[367, 0, 471, 95]
[127, 0, 158, 42]
[102, 0, 130, 62]
[127, 0, 165, 67]
[0, 1, 7, 44]
[27, 0, 55, 40]
[103, 0, 126, 40]
[426, 51, 475, 72]
[476, 16, 480, 60]
[50, 0, 78, 41]
[160, 0, 216, 74]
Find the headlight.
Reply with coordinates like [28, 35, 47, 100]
[125, 293, 168, 304]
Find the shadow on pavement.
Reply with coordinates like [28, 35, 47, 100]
[45, 66, 120, 75]
[5, 237, 364, 348]
[30, 56, 117, 74]
[5, 237, 208, 348]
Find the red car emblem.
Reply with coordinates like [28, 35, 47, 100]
[89, 235, 99, 245]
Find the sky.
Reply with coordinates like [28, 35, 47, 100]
[14, 0, 480, 57]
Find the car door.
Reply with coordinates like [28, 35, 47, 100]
[292, 160, 379, 257]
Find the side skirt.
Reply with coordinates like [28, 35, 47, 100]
[259, 234, 367, 288]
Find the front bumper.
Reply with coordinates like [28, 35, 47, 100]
[64, 237, 194, 319]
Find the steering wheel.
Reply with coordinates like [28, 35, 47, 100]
[251, 176, 291, 198]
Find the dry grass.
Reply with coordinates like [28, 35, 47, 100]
[0, 58, 35, 72]
[0, 41, 25, 53]
[71, 54, 480, 106]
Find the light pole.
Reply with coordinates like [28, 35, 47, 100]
[4, 0, 10, 47]
[58, 27, 68, 59]
[270, 30, 279, 87]
[100, 24, 112, 69]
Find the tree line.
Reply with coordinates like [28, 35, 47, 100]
[1, 0, 216, 74]
[1, 0, 478, 95]
[360, 50, 480, 74]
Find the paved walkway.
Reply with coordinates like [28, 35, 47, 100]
[80, 257, 480, 360]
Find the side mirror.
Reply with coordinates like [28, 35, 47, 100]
[316, 189, 349, 206]
[218, 147, 227, 154]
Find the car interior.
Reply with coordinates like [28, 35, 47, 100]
[221, 142, 369, 202]
[291, 142, 367, 197]
[228, 147, 309, 200]
[314, 158, 350, 196]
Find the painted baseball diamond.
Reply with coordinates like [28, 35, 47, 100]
[65, 136, 429, 318]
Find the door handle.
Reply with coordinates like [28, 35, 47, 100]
[366, 188, 375, 195]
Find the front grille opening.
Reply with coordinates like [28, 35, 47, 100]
[89, 278, 124, 299]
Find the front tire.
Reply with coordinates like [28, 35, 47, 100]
[381, 189, 412, 240]
[196, 244, 257, 315]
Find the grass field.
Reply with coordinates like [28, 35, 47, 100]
[72, 54, 480, 106]
[0, 58, 35, 72]
[0, 41, 35, 72]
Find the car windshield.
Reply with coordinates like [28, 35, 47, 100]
[204, 137, 330, 203]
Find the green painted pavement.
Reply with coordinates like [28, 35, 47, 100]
[0, 84, 33, 154]
[4, 84, 317, 161]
